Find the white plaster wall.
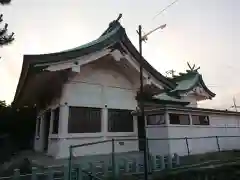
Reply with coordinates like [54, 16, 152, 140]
[181, 95, 198, 107]
[180, 86, 212, 108]
[146, 126, 170, 156]
[47, 139, 59, 156]
[51, 62, 139, 158]
[54, 135, 139, 158]
[167, 125, 219, 155]
[167, 114, 240, 156]
[34, 114, 59, 155]
[60, 63, 137, 108]
[147, 112, 240, 156]
[33, 98, 63, 157]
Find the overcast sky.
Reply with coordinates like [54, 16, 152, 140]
[1, 0, 240, 109]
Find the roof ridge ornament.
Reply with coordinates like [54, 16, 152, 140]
[116, 13, 122, 22]
[165, 69, 176, 78]
[109, 14, 122, 27]
[101, 14, 123, 36]
[187, 62, 200, 72]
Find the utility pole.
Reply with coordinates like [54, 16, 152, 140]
[138, 24, 166, 180]
[138, 25, 148, 180]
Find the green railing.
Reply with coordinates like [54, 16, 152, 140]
[0, 165, 103, 180]
[68, 135, 240, 179]
[156, 157, 240, 180]
[1, 135, 240, 180]
[68, 138, 179, 179]
[68, 140, 116, 179]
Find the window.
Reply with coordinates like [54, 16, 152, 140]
[68, 107, 101, 133]
[36, 117, 41, 137]
[52, 108, 59, 134]
[108, 109, 133, 132]
[169, 114, 190, 125]
[192, 115, 210, 125]
[147, 114, 165, 125]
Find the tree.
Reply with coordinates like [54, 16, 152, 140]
[0, 0, 14, 47]
[0, 100, 7, 107]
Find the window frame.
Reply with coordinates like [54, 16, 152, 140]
[147, 114, 165, 126]
[192, 115, 210, 125]
[108, 108, 134, 133]
[169, 113, 190, 125]
[68, 106, 102, 134]
[52, 107, 60, 134]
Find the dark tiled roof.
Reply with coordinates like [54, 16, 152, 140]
[169, 71, 215, 98]
[13, 19, 174, 105]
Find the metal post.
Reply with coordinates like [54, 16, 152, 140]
[185, 137, 190, 156]
[216, 136, 220, 152]
[13, 169, 20, 180]
[47, 169, 54, 180]
[68, 145, 73, 180]
[31, 167, 37, 180]
[111, 139, 116, 179]
[138, 25, 148, 180]
[146, 138, 151, 173]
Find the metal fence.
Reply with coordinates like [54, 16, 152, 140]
[148, 135, 240, 156]
[2, 160, 240, 180]
[2, 136, 240, 180]
[68, 135, 240, 179]
[0, 166, 102, 180]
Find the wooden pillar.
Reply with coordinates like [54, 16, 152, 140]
[49, 110, 54, 134]
[165, 111, 169, 125]
[56, 104, 69, 158]
[164, 110, 171, 155]
[102, 106, 108, 134]
[59, 103, 69, 138]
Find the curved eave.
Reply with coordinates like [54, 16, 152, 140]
[170, 74, 215, 98]
[23, 26, 124, 65]
[13, 57, 35, 106]
[14, 69, 70, 108]
[137, 94, 190, 106]
[13, 26, 123, 106]
[13, 20, 175, 106]
[151, 98, 189, 106]
[198, 75, 216, 98]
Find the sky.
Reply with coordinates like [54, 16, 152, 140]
[1, 0, 240, 109]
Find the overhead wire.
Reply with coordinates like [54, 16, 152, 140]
[152, 0, 180, 20]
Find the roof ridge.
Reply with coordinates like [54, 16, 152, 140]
[172, 71, 199, 82]
[100, 14, 123, 36]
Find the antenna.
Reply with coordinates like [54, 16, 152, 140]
[229, 97, 240, 112]
[233, 97, 238, 112]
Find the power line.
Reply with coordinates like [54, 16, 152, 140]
[152, 0, 180, 20]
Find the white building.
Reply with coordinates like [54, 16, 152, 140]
[13, 17, 240, 159]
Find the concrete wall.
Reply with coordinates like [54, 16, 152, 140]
[147, 111, 240, 156]
[45, 62, 139, 158]
[146, 126, 170, 156]
[54, 135, 139, 158]
[169, 113, 240, 156]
